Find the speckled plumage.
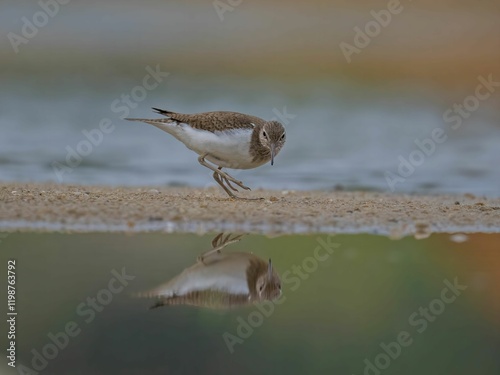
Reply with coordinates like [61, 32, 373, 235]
[152, 108, 264, 132]
[137, 233, 282, 309]
[126, 108, 287, 199]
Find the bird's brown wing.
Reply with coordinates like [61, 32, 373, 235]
[152, 108, 265, 132]
[149, 289, 251, 309]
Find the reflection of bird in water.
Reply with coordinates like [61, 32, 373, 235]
[138, 233, 282, 309]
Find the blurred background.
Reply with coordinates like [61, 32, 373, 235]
[2, 3, 500, 374]
[1, 0, 500, 194]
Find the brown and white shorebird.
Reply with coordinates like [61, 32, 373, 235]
[126, 108, 286, 199]
[138, 233, 282, 309]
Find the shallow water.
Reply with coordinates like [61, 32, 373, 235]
[1, 232, 499, 374]
[2, 1, 500, 196]
[1, 73, 500, 196]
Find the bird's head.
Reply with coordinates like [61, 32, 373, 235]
[258, 121, 286, 165]
[255, 259, 282, 300]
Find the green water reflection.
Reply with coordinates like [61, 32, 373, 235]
[1, 232, 498, 374]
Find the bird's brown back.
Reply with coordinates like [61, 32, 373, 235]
[150, 290, 251, 309]
[154, 108, 266, 133]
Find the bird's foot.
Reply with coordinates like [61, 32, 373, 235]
[219, 171, 251, 191]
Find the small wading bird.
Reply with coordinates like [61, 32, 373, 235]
[137, 233, 282, 309]
[126, 108, 286, 199]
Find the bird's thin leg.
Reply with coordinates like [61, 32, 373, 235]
[211, 233, 225, 248]
[198, 155, 263, 200]
[221, 169, 251, 191]
[198, 233, 245, 263]
[214, 172, 262, 200]
[198, 154, 251, 191]
[197, 245, 222, 264]
[222, 177, 239, 192]
[216, 233, 245, 249]
[218, 167, 239, 192]
[213, 171, 239, 199]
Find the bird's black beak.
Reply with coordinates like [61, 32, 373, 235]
[268, 258, 273, 278]
[270, 144, 276, 166]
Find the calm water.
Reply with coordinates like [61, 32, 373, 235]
[2, 4, 499, 374]
[2, 73, 500, 196]
[1, 232, 499, 374]
[1, 3, 499, 196]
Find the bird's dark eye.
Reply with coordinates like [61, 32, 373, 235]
[280, 134, 285, 140]
[278, 284, 281, 289]
[262, 131, 267, 138]
[259, 285, 263, 291]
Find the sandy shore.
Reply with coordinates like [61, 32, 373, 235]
[1, 183, 499, 237]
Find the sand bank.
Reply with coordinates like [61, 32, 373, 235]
[1, 183, 499, 237]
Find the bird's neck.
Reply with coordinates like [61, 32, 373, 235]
[246, 257, 268, 298]
[250, 125, 270, 162]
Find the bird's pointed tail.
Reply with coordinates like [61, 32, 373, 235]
[126, 107, 176, 123]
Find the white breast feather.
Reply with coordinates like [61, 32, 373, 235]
[149, 253, 252, 297]
[150, 121, 255, 169]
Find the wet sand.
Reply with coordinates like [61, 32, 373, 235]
[1, 183, 499, 237]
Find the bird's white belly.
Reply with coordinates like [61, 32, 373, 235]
[161, 123, 257, 169]
[154, 253, 253, 297]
